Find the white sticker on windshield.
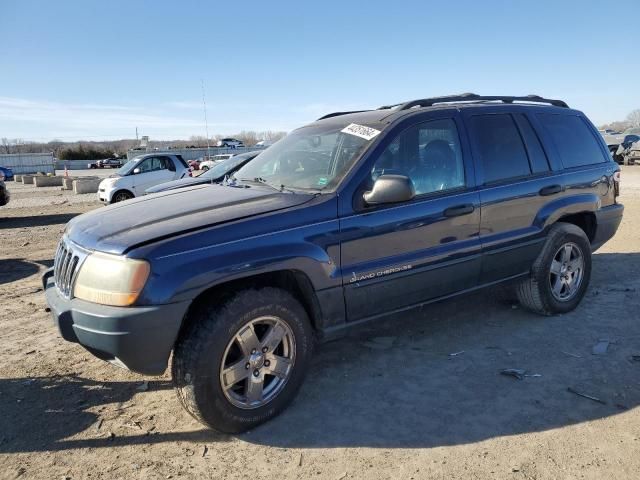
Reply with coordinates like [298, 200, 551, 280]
[341, 123, 381, 141]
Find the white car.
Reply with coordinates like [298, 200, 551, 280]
[216, 138, 244, 148]
[199, 154, 236, 171]
[98, 154, 191, 203]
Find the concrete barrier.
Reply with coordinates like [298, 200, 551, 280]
[14, 175, 23, 182]
[73, 177, 102, 194]
[22, 175, 35, 184]
[34, 176, 63, 187]
[62, 177, 75, 190]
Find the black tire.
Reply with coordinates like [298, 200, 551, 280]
[201, 166, 209, 171]
[516, 222, 592, 315]
[111, 190, 133, 203]
[172, 288, 314, 433]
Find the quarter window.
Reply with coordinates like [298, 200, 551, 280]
[537, 114, 606, 168]
[371, 118, 465, 196]
[470, 114, 531, 184]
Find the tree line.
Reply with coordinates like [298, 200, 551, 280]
[0, 130, 287, 157]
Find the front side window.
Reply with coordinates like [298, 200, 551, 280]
[371, 118, 465, 195]
[234, 123, 374, 191]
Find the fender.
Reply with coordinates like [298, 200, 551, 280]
[134, 220, 342, 306]
[534, 193, 600, 231]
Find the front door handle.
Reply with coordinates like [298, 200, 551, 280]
[444, 204, 475, 217]
[539, 184, 562, 196]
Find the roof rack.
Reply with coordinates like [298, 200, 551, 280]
[394, 93, 569, 110]
[316, 110, 370, 121]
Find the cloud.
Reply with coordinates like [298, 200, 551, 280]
[0, 96, 299, 141]
[163, 100, 204, 110]
[0, 96, 220, 141]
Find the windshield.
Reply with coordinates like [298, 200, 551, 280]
[116, 156, 144, 175]
[233, 124, 375, 191]
[202, 154, 254, 179]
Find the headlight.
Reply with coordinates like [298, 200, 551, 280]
[74, 252, 150, 306]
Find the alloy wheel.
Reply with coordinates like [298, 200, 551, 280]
[219, 316, 296, 409]
[549, 242, 584, 301]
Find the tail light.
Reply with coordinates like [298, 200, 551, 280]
[613, 170, 620, 198]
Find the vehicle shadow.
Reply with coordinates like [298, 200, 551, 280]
[0, 375, 228, 453]
[2, 252, 638, 453]
[0, 259, 41, 285]
[0, 213, 79, 229]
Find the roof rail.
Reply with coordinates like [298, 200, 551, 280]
[393, 93, 569, 110]
[316, 110, 370, 121]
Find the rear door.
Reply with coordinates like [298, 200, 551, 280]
[340, 113, 482, 322]
[463, 108, 557, 283]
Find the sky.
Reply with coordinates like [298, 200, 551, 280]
[1, 0, 638, 142]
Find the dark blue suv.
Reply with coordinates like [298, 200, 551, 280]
[44, 94, 623, 433]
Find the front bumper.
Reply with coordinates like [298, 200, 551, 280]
[43, 268, 190, 375]
[592, 203, 624, 251]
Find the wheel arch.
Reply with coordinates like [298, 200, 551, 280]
[180, 269, 324, 337]
[110, 188, 135, 203]
[556, 211, 597, 243]
[538, 193, 599, 244]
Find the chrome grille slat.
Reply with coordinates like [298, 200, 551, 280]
[53, 237, 88, 299]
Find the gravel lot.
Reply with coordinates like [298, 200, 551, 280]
[1, 168, 639, 480]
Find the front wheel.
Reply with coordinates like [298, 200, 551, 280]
[516, 222, 592, 315]
[172, 288, 314, 433]
[111, 190, 133, 203]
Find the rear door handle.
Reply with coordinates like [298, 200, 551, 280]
[539, 184, 562, 196]
[444, 204, 475, 217]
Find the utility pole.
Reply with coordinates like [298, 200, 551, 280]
[201, 79, 211, 159]
[136, 127, 139, 141]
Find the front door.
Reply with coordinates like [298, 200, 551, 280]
[340, 115, 481, 322]
[131, 156, 176, 195]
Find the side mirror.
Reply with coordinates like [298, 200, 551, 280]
[363, 174, 415, 205]
[133, 168, 141, 175]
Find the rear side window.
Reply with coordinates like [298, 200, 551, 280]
[537, 114, 606, 168]
[161, 156, 176, 171]
[469, 114, 531, 184]
[513, 114, 550, 174]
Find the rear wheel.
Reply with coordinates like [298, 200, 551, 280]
[172, 288, 314, 433]
[516, 222, 591, 315]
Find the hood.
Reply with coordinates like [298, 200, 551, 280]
[66, 183, 314, 254]
[145, 177, 210, 194]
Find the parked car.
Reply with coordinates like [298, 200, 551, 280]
[255, 140, 275, 147]
[89, 158, 123, 169]
[145, 151, 261, 194]
[614, 134, 640, 165]
[0, 174, 9, 206]
[97, 153, 190, 203]
[0, 166, 14, 181]
[199, 154, 236, 171]
[45, 93, 622, 434]
[216, 138, 244, 148]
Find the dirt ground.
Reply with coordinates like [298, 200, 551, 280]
[1, 169, 639, 480]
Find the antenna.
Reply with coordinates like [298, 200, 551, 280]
[201, 79, 211, 159]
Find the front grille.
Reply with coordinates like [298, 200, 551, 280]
[53, 238, 88, 298]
